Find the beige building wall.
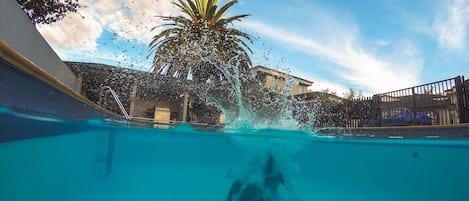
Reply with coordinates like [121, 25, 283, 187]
[131, 97, 184, 122]
[131, 99, 172, 118]
[262, 74, 311, 95]
[132, 99, 155, 118]
[291, 85, 308, 95]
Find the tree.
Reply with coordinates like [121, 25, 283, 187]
[345, 88, 356, 100]
[17, 0, 80, 24]
[149, 0, 253, 82]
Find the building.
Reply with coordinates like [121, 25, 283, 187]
[252, 66, 313, 95]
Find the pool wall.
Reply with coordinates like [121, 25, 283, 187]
[0, 40, 123, 141]
[0, 52, 124, 141]
[0, 53, 108, 119]
[0, 0, 79, 90]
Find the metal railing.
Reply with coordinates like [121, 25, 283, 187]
[456, 76, 469, 123]
[312, 76, 469, 128]
[378, 77, 460, 126]
[99, 86, 130, 120]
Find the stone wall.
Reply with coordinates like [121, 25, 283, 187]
[66, 62, 186, 120]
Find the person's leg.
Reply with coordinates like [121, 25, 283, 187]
[226, 180, 243, 201]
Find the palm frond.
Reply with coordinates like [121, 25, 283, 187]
[212, 0, 237, 21]
[174, 0, 195, 18]
[216, 14, 250, 27]
[205, 0, 216, 19]
[186, 0, 200, 21]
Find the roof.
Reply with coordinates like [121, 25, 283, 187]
[251, 65, 313, 86]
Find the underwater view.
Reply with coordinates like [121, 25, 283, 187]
[1, 110, 469, 201]
[1, 0, 469, 201]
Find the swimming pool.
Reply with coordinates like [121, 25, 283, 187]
[2, 27, 469, 201]
[1, 107, 469, 201]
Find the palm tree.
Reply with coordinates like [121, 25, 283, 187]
[149, 0, 253, 82]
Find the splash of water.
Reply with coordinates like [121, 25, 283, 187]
[180, 37, 314, 132]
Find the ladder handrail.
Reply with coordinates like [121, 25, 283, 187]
[100, 86, 131, 120]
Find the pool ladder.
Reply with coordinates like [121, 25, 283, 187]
[106, 129, 115, 178]
[96, 129, 115, 178]
[98, 86, 127, 178]
[99, 86, 130, 120]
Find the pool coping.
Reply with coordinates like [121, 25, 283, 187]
[315, 123, 469, 139]
[0, 39, 121, 119]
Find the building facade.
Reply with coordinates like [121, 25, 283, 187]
[252, 66, 313, 95]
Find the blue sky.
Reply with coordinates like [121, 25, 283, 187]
[37, 0, 469, 96]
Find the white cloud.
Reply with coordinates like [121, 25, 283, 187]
[432, 0, 469, 50]
[240, 20, 422, 94]
[376, 39, 391, 47]
[92, 0, 179, 43]
[36, 0, 182, 72]
[37, 0, 180, 50]
[308, 78, 349, 97]
[37, 11, 102, 50]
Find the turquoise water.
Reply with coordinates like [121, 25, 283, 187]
[1, 113, 469, 201]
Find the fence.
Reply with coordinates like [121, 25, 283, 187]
[460, 76, 469, 123]
[311, 76, 469, 128]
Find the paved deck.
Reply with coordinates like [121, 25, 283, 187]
[316, 123, 469, 139]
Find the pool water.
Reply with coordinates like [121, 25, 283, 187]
[1, 112, 469, 201]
